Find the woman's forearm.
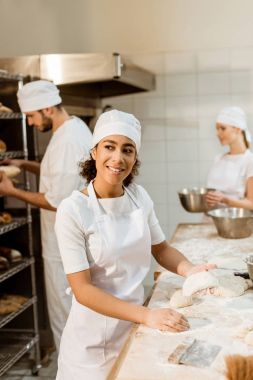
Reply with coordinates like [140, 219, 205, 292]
[152, 242, 194, 276]
[222, 196, 253, 209]
[73, 282, 148, 324]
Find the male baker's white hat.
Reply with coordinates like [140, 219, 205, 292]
[216, 106, 251, 142]
[92, 110, 141, 153]
[17, 80, 62, 113]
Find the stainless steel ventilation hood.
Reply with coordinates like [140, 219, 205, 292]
[0, 53, 155, 111]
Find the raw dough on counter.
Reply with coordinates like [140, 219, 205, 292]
[233, 321, 253, 338]
[208, 256, 247, 271]
[183, 271, 251, 297]
[245, 331, 253, 346]
[0, 165, 20, 178]
[169, 289, 193, 308]
[183, 271, 219, 296]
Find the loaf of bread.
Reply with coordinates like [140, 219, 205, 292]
[0, 256, 10, 270]
[0, 165, 21, 178]
[0, 212, 12, 224]
[0, 139, 6, 153]
[0, 102, 13, 113]
[0, 294, 29, 315]
[0, 247, 22, 262]
[3, 294, 28, 304]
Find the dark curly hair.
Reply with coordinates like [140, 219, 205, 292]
[79, 154, 141, 187]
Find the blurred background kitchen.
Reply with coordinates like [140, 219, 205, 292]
[1, 0, 253, 377]
[2, 0, 253, 283]
[2, 0, 253, 289]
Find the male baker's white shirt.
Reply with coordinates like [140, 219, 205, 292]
[40, 116, 92, 260]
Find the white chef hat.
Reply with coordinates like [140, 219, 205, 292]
[216, 106, 251, 142]
[17, 80, 62, 113]
[92, 110, 141, 153]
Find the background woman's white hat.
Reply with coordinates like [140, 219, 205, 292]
[216, 106, 251, 142]
[17, 80, 62, 113]
[92, 110, 141, 153]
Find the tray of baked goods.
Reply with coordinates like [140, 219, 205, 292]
[0, 138, 23, 171]
[0, 245, 33, 283]
[0, 294, 36, 329]
[0, 331, 39, 376]
[0, 213, 27, 235]
[0, 151, 24, 160]
[0, 101, 22, 119]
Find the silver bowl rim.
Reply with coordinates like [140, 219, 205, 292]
[207, 207, 253, 219]
[178, 187, 216, 195]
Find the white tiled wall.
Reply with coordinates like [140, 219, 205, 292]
[102, 47, 253, 285]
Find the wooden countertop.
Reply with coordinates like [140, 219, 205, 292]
[108, 223, 253, 380]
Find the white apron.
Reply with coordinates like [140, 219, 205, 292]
[56, 182, 151, 380]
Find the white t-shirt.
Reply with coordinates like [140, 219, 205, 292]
[207, 149, 253, 199]
[40, 116, 92, 260]
[55, 184, 165, 274]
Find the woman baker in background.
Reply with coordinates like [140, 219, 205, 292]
[54, 110, 215, 380]
[206, 106, 253, 210]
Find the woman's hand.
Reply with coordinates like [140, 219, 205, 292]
[144, 307, 190, 332]
[205, 190, 228, 206]
[186, 263, 217, 277]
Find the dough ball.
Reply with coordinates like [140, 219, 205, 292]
[245, 331, 253, 346]
[169, 289, 193, 308]
[0, 165, 21, 178]
[212, 276, 246, 297]
[233, 322, 253, 339]
[183, 271, 249, 298]
[182, 271, 219, 297]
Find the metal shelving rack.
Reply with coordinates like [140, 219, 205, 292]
[0, 70, 41, 376]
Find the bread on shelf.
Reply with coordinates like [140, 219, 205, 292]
[0, 256, 10, 270]
[0, 139, 7, 153]
[0, 102, 13, 113]
[0, 247, 23, 263]
[0, 212, 12, 224]
[0, 294, 29, 315]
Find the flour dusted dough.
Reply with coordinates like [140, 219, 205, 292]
[169, 289, 193, 308]
[234, 322, 253, 345]
[182, 271, 219, 296]
[211, 275, 246, 297]
[245, 331, 253, 346]
[183, 270, 251, 297]
[208, 256, 247, 271]
[0, 165, 21, 178]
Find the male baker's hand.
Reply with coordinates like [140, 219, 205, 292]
[144, 308, 189, 332]
[0, 172, 16, 196]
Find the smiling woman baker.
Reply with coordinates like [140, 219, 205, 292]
[54, 110, 214, 380]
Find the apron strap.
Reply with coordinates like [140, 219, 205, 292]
[87, 180, 141, 216]
[87, 181, 104, 216]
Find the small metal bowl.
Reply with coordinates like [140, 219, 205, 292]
[207, 208, 253, 239]
[178, 187, 215, 213]
[245, 255, 253, 281]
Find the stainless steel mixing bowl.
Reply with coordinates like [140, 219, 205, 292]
[178, 187, 215, 213]
[207, 207, 253, 239]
